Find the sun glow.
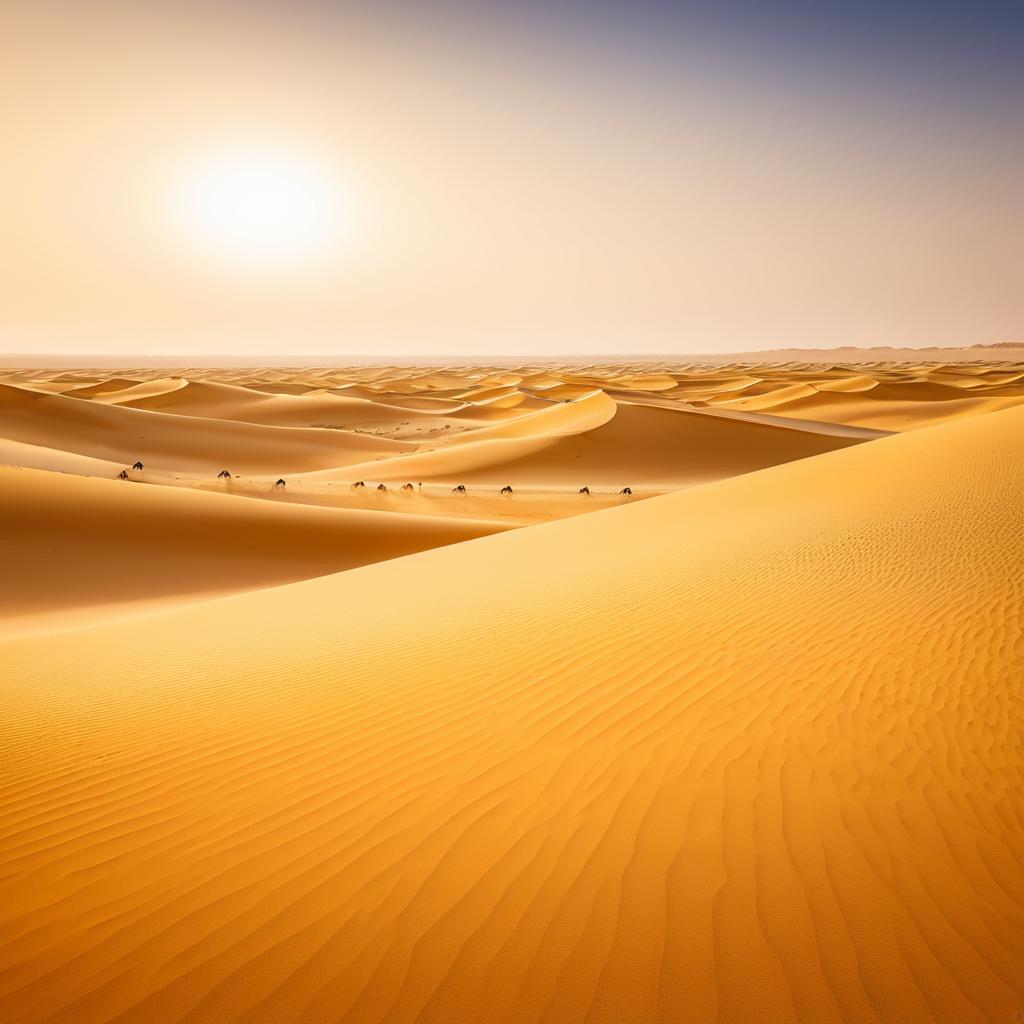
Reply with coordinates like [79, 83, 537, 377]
[175, 150, 350, 266]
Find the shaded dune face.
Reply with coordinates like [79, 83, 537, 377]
[1, 402, 1023, 1024]
[0, 465, 511, 636]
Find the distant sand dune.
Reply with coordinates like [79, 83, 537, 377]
[322, 397, 864, 487]
[0, 382, 410, 474]
[2, 403, 1021, 1022]
[114, 377, 440, 429]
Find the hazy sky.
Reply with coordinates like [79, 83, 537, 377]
[2, 0, 1021, 357]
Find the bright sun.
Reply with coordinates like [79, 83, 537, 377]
[175, 150, 349, 266]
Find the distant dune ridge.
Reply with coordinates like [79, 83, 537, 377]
[1, 362, 1023, 1023]
[1, 342, 1022, 369]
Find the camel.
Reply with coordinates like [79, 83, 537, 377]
[452, 484, 467, 494]
[132, 461, 144, 471]
[117, 469, 130, 480]
[501, 485, 513, 495]
[620, 486, 632, 496]
[274, 478, 286, 489]
[401, 483, 414, 492]
[351, 480, 366, 491]
[217, 470, 231, 479]
[377, 483, 387, 492]
[579, 486, 590, 495]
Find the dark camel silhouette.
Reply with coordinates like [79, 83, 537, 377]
[452, 484, 467, 494]
[351, 480, 366, 491]
[117, 469, 130, 480]
[620, 486, 632, 495]
[132, 461, 144, 471]
[401, 483, 414, 492]
[501, 485, 513, 495]
[274, 478, 287, 489]
[217, 470, 231, 479]
[377, 483, 388, 492]
[579, 486, 590, 495]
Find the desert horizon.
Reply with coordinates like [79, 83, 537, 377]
[3, 341, 1024, 370]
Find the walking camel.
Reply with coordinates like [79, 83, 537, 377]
[274, 478, 287, 489]
[132, 461, 144, 472]
[452, 484, 467, 494]
[501, 485, 513, 495]
[578, 486, 590, 495]
[217, 469, 231, 479]
[377, 483, 388, 492]
[620, 486, 632, 496]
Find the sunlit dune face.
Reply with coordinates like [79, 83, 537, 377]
[174, 150, 350, 266]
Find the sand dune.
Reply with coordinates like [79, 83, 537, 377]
[88, 376, 191, 405]
[764, 383, 1024, 430]
[442, 389, 616, 444]
[0, 437, 122, 476]
[321, 397, 863, 487]
[0, 382, 410, 474]
[3, 402, 1021, 1023]
[4, 362, 1020, 494]
[0, 465, 510, 636]
[114, 378, 438, 430]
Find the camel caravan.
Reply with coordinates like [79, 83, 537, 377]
[349, 480, 420, 494]
[112, 466, 636, 500]
[334, 480, 637, 500]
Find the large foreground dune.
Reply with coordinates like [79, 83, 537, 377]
[2, 389, 1021, 1023]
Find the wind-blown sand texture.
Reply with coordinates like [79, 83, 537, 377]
[2, 361, 1023, 1023]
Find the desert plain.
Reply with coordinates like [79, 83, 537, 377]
[1, 357, 1023, 1023]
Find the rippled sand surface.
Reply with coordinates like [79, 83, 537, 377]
[2, 361, 1022, 1023]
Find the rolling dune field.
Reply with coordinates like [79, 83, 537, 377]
[1, 361, 1023, 1024]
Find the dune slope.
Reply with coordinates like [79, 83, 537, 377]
[1, 407, 1022, 1023]
[326, 398, 863, 487]
[0, 467, 510, 635]
[0, 383, 408, 474]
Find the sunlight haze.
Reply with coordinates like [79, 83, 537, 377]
[1, 0, 1021, 357]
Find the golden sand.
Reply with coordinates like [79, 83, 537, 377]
[1, 362, 1022, 1023]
